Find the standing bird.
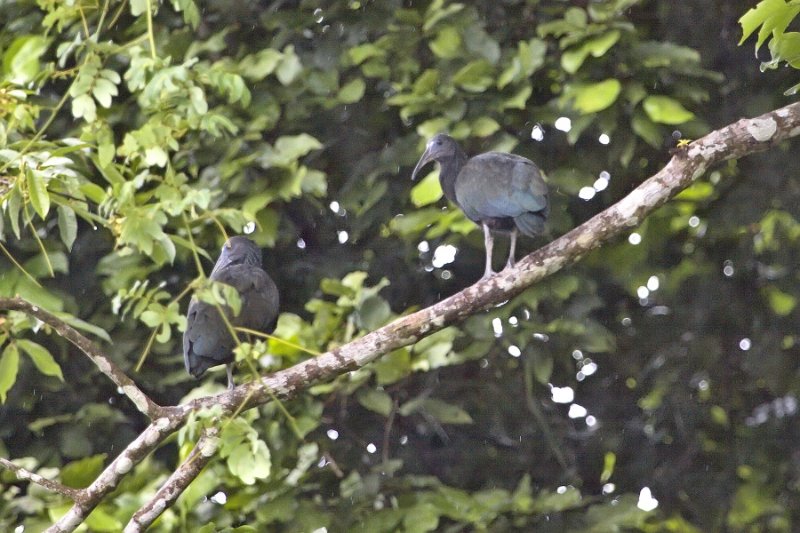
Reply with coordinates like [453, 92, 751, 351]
[412, 134, 549, 279]
[183, 236, 279, 389]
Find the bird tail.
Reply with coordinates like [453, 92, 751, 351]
[514, 211, 547, 237]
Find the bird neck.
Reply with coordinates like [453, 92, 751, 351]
[438, 149, 468, 206]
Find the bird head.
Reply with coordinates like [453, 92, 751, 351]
[411, 133, 458, 181]
[211, 236, 262, 275]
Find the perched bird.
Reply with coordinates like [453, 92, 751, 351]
[183, 236, 279, 389]
[412, 134, 549, 279]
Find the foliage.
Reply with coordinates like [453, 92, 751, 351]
[739, 0, 800, 93]
[1, 0, 799, 531]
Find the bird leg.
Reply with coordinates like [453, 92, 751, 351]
[482, 222, 495, 279]
[226, 364, 235, 390]
[505, 228, 518, 270]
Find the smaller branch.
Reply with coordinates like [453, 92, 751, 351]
[48, 416, 182, 533]
[124, 427, 220, 533]
[0, 297, 162, 418]
[0, 457, 81, 501]
[323, 451, 344, 478]
[381, 397, 399, 465]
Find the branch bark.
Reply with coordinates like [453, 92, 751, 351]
[1, 101, 797, 532]
[0, 298, 162, 418]
[0, 457, 81, 501]
[124, 426, 220, 532]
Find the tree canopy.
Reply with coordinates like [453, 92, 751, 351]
[1, 0, 800, 531]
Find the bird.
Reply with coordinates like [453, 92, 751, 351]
[183, 236, 279, 389]
[411, 133, 549, 279]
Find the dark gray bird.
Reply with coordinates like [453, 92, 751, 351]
[412, 134, 549, 279]
[183, 236, 279, 389]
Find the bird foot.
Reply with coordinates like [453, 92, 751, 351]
[480, 270, 496, 281]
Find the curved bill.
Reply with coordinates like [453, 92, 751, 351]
[411, 146, 435, 181]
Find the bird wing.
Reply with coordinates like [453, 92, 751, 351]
[455, 152, 548, 221]
[183, 264, 279, 377]
[183, 297, 234, 377]
[212, 264, 280, 332]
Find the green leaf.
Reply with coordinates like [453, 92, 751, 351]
[7, 188, 22, 239]
[532, 486, 584, 513]
[71, 94, 97, 122]
[643, 95, 695, 124]
[423, 1, 465, 31]
[403, 502, 440, 533]
[26, 168, 50, 219]
[0, 343, 20, 403]
[59, 313, 112, 343]
[240, 49, 283, 80]
[57, 206, 78, 251]
[763, 286, 797, 316]
[532, 351, 553, 384]
[430, 27, 462, 59]
[130, 0, 148, 16]
[600, 451, 616, 482]
[502, 85, 532, 110]
[739, 0, 800, 50]
[452, 60, 494, 92]
[273, 134, 323, 163]
[92, 78, 118, 108]
[3, 35, 49, 84]
[17, 339, 63, 381]
[768, 31, 800, 68]
[563, 79, 621, 114]
[373, 349, 411, 385]
[338, 78, 366, 103]
[471, 116, 500, 137]
[420, 398, 473, 424]
[357, 388, 393, 416]
[585, 494, 650, 529]
[631, 111, 663, 148]
[348, 43, 385, 65]
[356, 295, 391, 330]
[518, 38, 547, 76]
[562, 30, 621, 74]
[60, 454, 107, 488]
[411, 171, 443, 207]
[227, 440, 272, 485]
[276, 46, 302, 85]
[85, 506, 122, 532]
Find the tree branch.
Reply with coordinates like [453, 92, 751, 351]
[0, 457, 81, 501]
[22, 101, 800, 531]
[124, 426, 220, 532]
[0, 297, 163, 418]
[46, 416, 183, 533]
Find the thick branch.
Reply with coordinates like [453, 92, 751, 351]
[0, 297, 162, 418]
[41, 101, 800, 531]
[182, 102, 800, 417]
[0, 457, 81, 501]
[124, 427, 220, 532]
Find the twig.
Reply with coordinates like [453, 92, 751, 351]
[382, 397, 399, 465]
[0, 457, 81, 501]
[0, 297, 163, 418]
[46, 417, 182, 533]
[123, 427, 220, 532]
[323, 451, 345, 478]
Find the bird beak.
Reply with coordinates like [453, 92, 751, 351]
[211, 256, 232, 275]
[211, 244, 234, 275]
[411, 147, 435, 181]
